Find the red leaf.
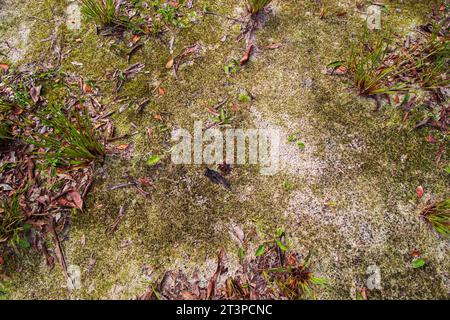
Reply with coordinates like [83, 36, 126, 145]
[240, 45, 254, 66]
[426, 135, 437, 144]
[416, 186, 424, 199]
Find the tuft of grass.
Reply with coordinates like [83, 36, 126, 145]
[347, 37, 409, 96]
[346, 31, 449, 96]
[27, 104, 105, 166]
[245, 0, 273, 15]
[81, 0, 123, 27]
[0, 122, 10, 140]
[263, 259, 327, 300]
[0, 195, 30, 249]
[420, 198, 450, 237]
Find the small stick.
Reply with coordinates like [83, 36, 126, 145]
[108, 206, 125, 234]
[49, 218, 70, 285]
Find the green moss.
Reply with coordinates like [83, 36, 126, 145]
[2, 0, 448, 299]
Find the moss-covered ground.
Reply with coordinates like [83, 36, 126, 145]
[0, 0, 448, 299]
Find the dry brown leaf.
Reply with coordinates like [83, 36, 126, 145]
[68, 190, 83, 211]
[29, 85, 42, 103]
[265, 43, 283, 50]
[116, 144, 129, 150]
[166, 58, 174, 69]
[206, 249, 225, 299]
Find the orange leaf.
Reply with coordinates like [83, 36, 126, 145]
[84, 83, 91, 93]
[132, 35, 140, 43]
[158, 87, 166, 96]
[116, 144, 129, 150]
[0, 63, 9, 72]
[166, 58, 174, 69]
[154, 114, 162, 121]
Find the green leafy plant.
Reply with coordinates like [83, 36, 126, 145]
[146, 155, 161, 166]
[238, 92, 251, 103]
[0, 195, 30, 249]
[255, 227, 289, 257]
[245, 0, 273, 15]
[211, 108, 234, 125]
[420, 198, 450, 237]
[224, 59, 240, 75]
[27, 104, 105, 166]
[262, 252, 327, 300]
[412, 258, 426, 269]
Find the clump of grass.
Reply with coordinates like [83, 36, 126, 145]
[345, 31, 449, 96]
[420, 198, 450, 237]
[0, 195, 30, 249]
[81, 0, 124, 27]
[28, 105, 105, 166]
[0, 122, 10, 140]
[245, 0, 273, 15]
[263, 257, 327, 299]
[347, 37, 410, 96]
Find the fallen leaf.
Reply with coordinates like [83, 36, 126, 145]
[426, 135, 437, 144]
[410, 250, 421, 258]
[0, 63, 9, 72]
[68, 190, 83, 211]
[166, 58, 174, 69]
[204, 168, 231, 190]
[146, 155, 161, 166]
[240, 44, 254, 65]
[124, 63, 145, 79]
[154, 114, 162, 121]
[416, 186, 424, 199]
[132, 35, 140, 43]
[394, 95, 400, 104]
[84, 83, 92, 93]
[116, 144, 129, 150]
[265, 43, 283, 50]
[158, 87, 166, 96]
[0, 256, 4, 265]
[29, 85, 42, 103]
[181, 291, 197, 300]
[206, 249, 225, 299]
[230, 224, 244, 243]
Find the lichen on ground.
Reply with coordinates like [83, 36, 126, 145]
[0, 0, 448, 299]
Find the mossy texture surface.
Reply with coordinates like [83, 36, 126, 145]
[1, 0, 448, 299]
